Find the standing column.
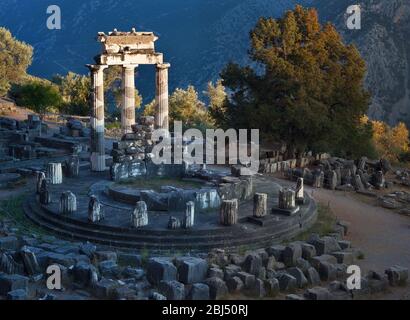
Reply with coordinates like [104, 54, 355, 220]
[87, 64, 108, 172]
[155, 63, 170, 131]
[121, 64, 138, 134]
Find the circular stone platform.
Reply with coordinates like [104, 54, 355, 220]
[24, 170, 317, 252]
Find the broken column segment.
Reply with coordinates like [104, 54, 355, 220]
[46, 162, 63, 185]
[59, 191, 77, 215]
[279, 188, 296, 210]
[183, 201, 195, 229]
[253, 193, 267, 218]
[39, 179, 51, 205]
[220, 199, 238, 226]
[36, 171, 46, 195]
[132, 201, 148, 228]
[295, 178, 304, 203]
[65, 155, 80, 178]
[88, 195, 104, 223]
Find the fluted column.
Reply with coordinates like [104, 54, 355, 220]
[122, 64, 138, 134]
[155, 63, 170, 131]
[87, 64, 108, 172]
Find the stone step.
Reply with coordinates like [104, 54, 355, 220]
[24, 195, 318, 252]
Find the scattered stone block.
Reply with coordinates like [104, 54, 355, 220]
[328, 281, 352, 300]
[266, 245, 285, 261]
[175, 257, 208, 284]
[227, 276, 244, 293]
[147, 257, 177, 286]
[276, 273, 297, 292]
[310, 254, 338, 270]
[188, 283, 210, 300]
[208, 267, 224, 279]
[94, 278, 119, 299]
[366, 271, 389, 293]
[242, 253, 263, 276]
[0, 274, 28, 296]
[385, 266, 408, 286]
[306, 267, 321, 286]
[301, 243, 316, 260]
[249, 278, 266, 298]
[295, 258, 311, 273]
[286, 294, 305, 300]
[7, 289, 27, 300]
[331, 251, 354, 265]
[236, 271, 256, 289]
[95, 251, 117, 262]
[118, 253, 142, 268]
[287, 267, 308, 288]
[310, 236, 342, 255]
[205, 277, 228, 300]
[264, 278, 279, 297]
[337, 240, 351, 250]
[113, 285, 137, 300]
[304, 287, 331, 300]
[98, 260, 121, 278]
[283, 243, 302, 267]
[223, 264, 241, 281]
[0, 236, 19, 250]
[318, 262, 337, 282]
[72, 261, 98, 287]
[150, 292, 167, 300]
[20, 246, 40, 275]
[159, 280, 185, 300]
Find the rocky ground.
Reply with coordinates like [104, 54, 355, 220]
[0, 176, 408, 300]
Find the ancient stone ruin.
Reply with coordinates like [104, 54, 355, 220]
[87, 29, 170, 172]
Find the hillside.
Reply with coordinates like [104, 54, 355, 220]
[1, 0, 409, 126]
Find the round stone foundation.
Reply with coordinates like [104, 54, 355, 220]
[24, 169, 318, 253]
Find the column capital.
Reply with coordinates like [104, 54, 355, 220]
[86, 64, 108, 73]
[122, 64, 138, 70]
[156, 63, 170, 69]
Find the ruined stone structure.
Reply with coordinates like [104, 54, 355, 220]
[87, 28, 170, 172]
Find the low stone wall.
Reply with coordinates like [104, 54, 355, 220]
[107, 175, 253, 213]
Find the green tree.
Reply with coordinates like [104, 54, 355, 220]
[52, 72, 90, 116]
[206, 80, 227, 127]
[0, 27, 33, 96]
[220, 6, 371, 158]
[143, 99, 156, 117]
[169, 86, 213, 131]
[15, 81, 62, 135]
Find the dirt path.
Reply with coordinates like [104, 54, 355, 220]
[306, 187, 410, 274]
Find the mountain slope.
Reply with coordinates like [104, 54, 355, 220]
[1, 0, 408, 127]
[314, 0, 410, 126]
